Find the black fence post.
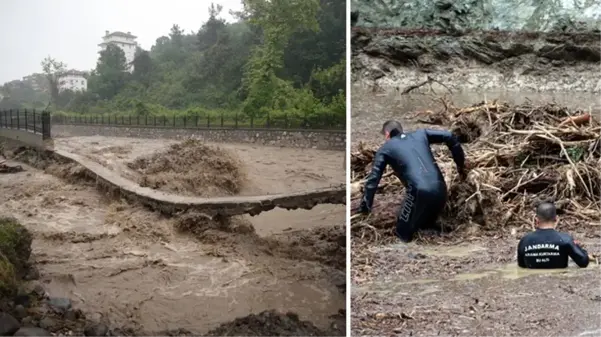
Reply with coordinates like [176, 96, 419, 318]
[33, 111, 36, 133]
[195, 115, 198, 127]
[250, 115, 254, 128]
[173, 115, 176, 127]
[206, 114, 210, 128]
[9, 109, 13, 128]
[183, 116, 187, 128]
[41, 111, 51, 140]
[266, 112, 270, 128]
[284, 113, 288, 129]
[303, 111, 308, 129]
[220, 112, 224, 127]
[24, 109, 28, 131]
[235, 113, 238, 129]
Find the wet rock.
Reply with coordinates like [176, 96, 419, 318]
[14, 327, 51, 336]
[14, 304, 27, 318]
[0, 312, 21, 335]
[14, 293, 31, 306]
[24, 266, 40, 281]
[31, 283, 47, 298]
[47, 297, 72, 313]
[64, 309, 78, 321]
[21, 316, 33, 325]
[38, 316, 56, 330]
[84, 323, 109, 336]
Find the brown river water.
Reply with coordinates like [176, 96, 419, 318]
[0, 136, 345, 334]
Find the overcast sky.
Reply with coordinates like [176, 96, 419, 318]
[0, 0, 243, 84]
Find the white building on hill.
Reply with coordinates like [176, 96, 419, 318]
[99, 30, 138, 72]
[58, 70, 87, 92]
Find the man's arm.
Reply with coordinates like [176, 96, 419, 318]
[517, 237, 527, 268]
[359, 149, 387, 213]
[565, 236, 590, 268]
[424, 129, 466, 173]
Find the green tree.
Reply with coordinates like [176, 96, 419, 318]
[132, 48, 153, 87]
[240, 0, 320, 116]
[41, 56, 66, 108]
[89, 44, 129, 100]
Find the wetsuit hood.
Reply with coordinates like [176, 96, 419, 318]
[388, 129, 403, 138]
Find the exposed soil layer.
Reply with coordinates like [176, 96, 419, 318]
[352, 29, 600, 92]
[127, 139, 248, 198]
[0, 140, 346, 335]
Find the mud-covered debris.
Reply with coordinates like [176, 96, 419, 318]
[128, 139, 247, 197]
[351, 101, 600, 243]
[0, 161, 24, 174]
[205, 310, 329, 336]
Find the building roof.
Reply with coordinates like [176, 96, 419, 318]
[98, 40, 138, 47]
[58, 69, 87, 77]
[104, 31, 137, 39]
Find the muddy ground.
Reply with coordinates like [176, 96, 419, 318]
[0, 137, 346, 336]
[350, 27, 600, 336]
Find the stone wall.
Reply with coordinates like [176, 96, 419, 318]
[0, 129, 48, 150]
[52, 125, 346, 151]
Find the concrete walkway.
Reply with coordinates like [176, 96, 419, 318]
[54, 149, 346, 217]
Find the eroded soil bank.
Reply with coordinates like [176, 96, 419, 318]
[0, 140, 346, 336]
[352, 28, 600, 93]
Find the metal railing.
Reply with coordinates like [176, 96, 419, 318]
[51, 111, 345, 131]
[0, 109, 51, 140]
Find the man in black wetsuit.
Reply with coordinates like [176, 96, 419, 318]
[517, 202, 590, 269]
[357, 120, 467, 242]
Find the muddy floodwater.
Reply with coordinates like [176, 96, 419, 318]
[0, 137, 345, 335]
[351, 86, 601, 336]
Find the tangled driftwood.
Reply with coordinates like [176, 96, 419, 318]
[351, 100, 600, 244]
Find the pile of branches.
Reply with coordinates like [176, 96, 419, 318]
[351, 100, 600, 243]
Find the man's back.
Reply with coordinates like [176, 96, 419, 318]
[380, 130, 446, 189]
[517, 228, 589, 269]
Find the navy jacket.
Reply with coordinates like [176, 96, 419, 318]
[517, 228, 589, 269]
[360, 129, 465, 211]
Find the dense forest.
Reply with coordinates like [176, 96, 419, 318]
[0, 0, 345, 127]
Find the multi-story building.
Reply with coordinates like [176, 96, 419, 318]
[98, 30, 138, 72]
[57, 70, 87, 92]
